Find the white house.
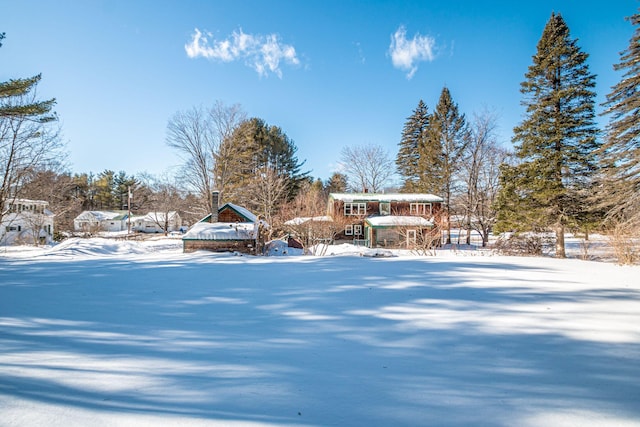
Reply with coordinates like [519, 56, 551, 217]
[73, 211, 129, 233]
[131, 211, 182, 234]
[1, 199, 55, 245]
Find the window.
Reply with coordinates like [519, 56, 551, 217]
[407, 229, 417, 246]
[344, 202, 366, 216]
[410, 203, 432, 216]
[346, 224, 362, 237]
[379, 202, 390, 215]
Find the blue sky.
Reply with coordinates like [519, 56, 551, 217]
[1, 0, 637, 182]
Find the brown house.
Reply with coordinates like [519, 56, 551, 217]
[327, 192, 444, 248]
[182, 201, 266, 254]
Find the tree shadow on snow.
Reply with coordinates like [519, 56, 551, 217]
[0, 254, 639, 426]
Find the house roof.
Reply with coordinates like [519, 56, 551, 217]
[284, 216, 333, 226]
[10, 198, 49, 206]
[135, 211, 179, 222]
[182, 222, 257, 241]
[365, 215, 434, 228]
[329, 193, 444, 203]
[199, 203, 258, 223]
[75, 211, 128, 221]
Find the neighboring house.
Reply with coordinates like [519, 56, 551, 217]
[182, 196, 267, 254]
[131, 211, 182, 234]
[327, 192, 444, 248]
[74, 211, 129, 233]
[1, 199, 54, 245]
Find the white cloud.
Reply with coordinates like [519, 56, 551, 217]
[388, 26, 436, 79]
[185, 28, 299, 78]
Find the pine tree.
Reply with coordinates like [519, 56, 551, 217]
[325, 172, 348, 194]
[222, 118, 308, 214]
[425, 87, 469, 244]
[600, 10, 640, 228]
[396, 100, 429, 191]
[0, 35, 55, 120]
[495, 13, 599, 257]
[0, 32, 60, 230]
[0, 74, 56, 119]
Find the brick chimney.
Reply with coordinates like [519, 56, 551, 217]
[210, 191, 219, 223]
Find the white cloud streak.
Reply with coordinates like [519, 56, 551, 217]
[388, 26, 436, 79]
[185, 28, 300, 78]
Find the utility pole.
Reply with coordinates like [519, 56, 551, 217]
[127, 186, 132, 234]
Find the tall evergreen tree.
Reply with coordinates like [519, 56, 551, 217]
[425, 87, 469, 244]
[222, 118, 308, 214]
[325, 172, 348, 194]
[495, 13, 599, 258]
[1, 34, 55, 120]
[396, 100, 429, 191]
[600, 10, 640, 228]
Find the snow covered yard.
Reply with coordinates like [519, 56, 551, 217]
[1, 239, 639, 426]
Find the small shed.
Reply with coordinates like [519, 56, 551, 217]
[182, 202, 266, 254]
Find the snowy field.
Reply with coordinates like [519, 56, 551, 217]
[1, 237, 639, 426]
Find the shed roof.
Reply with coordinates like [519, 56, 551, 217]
[199, 203, 258, 223]
[182, 222, 257, 241]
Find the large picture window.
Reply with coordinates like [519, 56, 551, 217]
[344, 202, 366, 216]
[410, 203, 432, 216]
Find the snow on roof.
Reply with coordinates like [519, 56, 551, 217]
[11, 198, 49, 205]
[139, 211, 179, 222]
[365, 215, 434, 227]
[182, 222, 257, 240]
[75, 211, 127, 221]
[284, 216, 333, 226]
[329, 193, 444, 203]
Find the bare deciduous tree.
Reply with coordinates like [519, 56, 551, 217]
[20, 168, 80, 235]
[398, 225, 442, 256]
[276, 179, 340, 254]
[253, 167, 289, 231]
[458, 109, 508, 247]
[0, 80, 63, 233]
[140, 173, 185, 235]
[339, 144, 394, 193]
[166, 101, 245, 214]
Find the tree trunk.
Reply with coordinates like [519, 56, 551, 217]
[555, 224, 566, 258]
[465, 222, 471, 245]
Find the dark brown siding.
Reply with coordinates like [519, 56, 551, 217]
[218, 207, 246, 223]
[183, 239, 254, 254]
